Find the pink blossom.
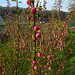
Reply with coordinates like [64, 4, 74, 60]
[33, 60, 37, 64]
[60, 38, 62, 40]
[67, 55, 69, 57]
[37, 52, 42, 57]
[57, 32, 59, 34]
[11, 45, 13, 47]
[50, 49, 52, 52]
[34, 65, 38, 70]
[36, 33, 41, 38]
[57, 14, 59, 16]
[62, 70, 63, 72]
[14, 70, 17, 73]
[56, 36, 58, 38]
[31, 7, 36, 13]
[45, 72, 47, 75]
[34, 26, 39, 31]
[47, 63, 49, 65]
[3, 72, 5, 74]
[56, 58, 57, 59]
[57, 62, 59, 64]
[27, 0, 31, 5]
[59, 20, 61, 22]
[59, 40, 61, 42]
[41, 70, 43, 73]
[47, 55, 50, 60]
[57, 26, 60, 28]
[54, 42, 57, 44]
[44, 65, 46, 68]
[26, 16, 30, 21]
[58, 69, 60, 72]
[28, 58, 30, 61]
[57, 71, 59, 74]
[43, 56, 45, 58]
[28, 73, 31, 75]
[49, 67, 52, 70]
[63, 67, 64, 69]
[53, 60, 56, 62]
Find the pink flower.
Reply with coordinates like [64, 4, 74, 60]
[36, 33, 41, 38]
[47, 63, 49, 65]
[37, 52, 42, 57]
[71, 52, 72, 53]
[56, 58, 57, 59]
[31, 7, 36, 13]
[33, 60, 37, 64]
[49, 67, 52, 70]
[57, 26, 60, 28]
[45, 72, 47, 75]
[47, 55, 50, 60]
[57, 62, 59, 64]
[28, 58, 30, 61]
[67, 55, 69, 57]
[58, 69, 60, 72]
[44, 65, 46, 68]
[53, 60, 56, 62]
[63, 67, 64, 69]
[59, 40, 61, 42]
[27, 0, 31, 5]
[57, 71, 59, 74]
[14, 70, 17, 73]
[3, 72, 5, 74]
[54, 42, 57, 44]
[57, 14, 59, 16]
[43, 56, 45, 58]
[50, 49, 52, 52]
[23, 44, 26, 47]
[26, 16, 30, 21]
[59, 64, 61, 66]
[65, 16, 68, 19]
[38, 59, 40, 61]
[34, 65, 38, 70]
[59, 20, 61, 22]
[60, 38, 62, 40]
[57, 32, 59, 34]
[63, 23, 67, 27]
[28, 73, 31, 75]
[11, 45, 13, 47]
[34, 26, 39, 31]
[50, 27, 51, 29]
[41, 70, 43, 73]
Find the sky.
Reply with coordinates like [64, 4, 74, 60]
[0, 0, 70, 12]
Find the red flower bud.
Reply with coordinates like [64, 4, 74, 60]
[27, 0, 31, 5]
[31, 7, 36, 13]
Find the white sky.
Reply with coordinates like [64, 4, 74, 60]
[0, 0, 70, 12]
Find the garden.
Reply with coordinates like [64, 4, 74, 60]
[0, 0, 75, 75]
